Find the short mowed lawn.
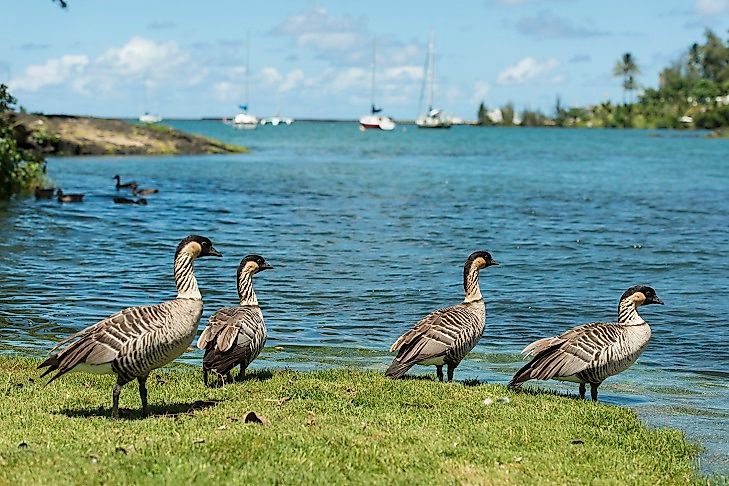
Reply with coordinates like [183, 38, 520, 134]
[0, 356, 700, 484]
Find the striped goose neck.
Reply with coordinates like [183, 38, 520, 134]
[237, 270, 258, 306]
[618, 299, 645, 325]
[463, 262, 483, 303]
[174, 251, 201, 300]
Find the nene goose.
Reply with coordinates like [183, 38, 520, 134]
[38, 235, 222, 417]
[113, 196, 148, 205]
[113, 175, 137, 190]
[509, 285, 663, 401]
[385, 251, 499, 381]
[56, 189, 84, 203]
[198, 255, 272, 385]
[130, 184, 159, 196]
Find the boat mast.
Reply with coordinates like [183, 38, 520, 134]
[245, 31, 250, 113]
[427, 32, 435, 113]
[370, 38, 376, 114]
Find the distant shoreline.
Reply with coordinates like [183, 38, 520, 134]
[4, 113, 248, 157]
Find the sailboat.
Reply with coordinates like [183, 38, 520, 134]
[359, 39, 396, 131]
[260, 92, 294, 126]
[139, 82, 162, 124]
[416, 33, 451, 129]
[231, 32, 258, 130]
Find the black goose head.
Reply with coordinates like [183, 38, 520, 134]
[620, 285, 663, 306]
[175, 235, 222, 259]
[237, 254, 273, 279]
[465, 251, 499, 270]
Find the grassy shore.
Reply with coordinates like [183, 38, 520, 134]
[4, 113, 248, 156]
[0, 356, 700, 485]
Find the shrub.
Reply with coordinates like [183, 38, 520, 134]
[0, 84, 49, 199]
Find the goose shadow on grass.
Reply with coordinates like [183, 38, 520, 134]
[203, 369, 274, 388]
[56, 399, 220, 420]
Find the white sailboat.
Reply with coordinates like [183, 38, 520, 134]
[139, 82, 162, 124]
[260, 93, 294, 126]
[359, 39, 395, 131]
[416, 33, 451, 129]
[231, 32, 258, 130]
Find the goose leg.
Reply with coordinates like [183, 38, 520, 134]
[112, 376, 128, 419]
[436, 365, 444, 382]
[446, 364, 455, 383]
[203, 369, 209, 387]
[226, 372, 233, 384]
[138, 375, 149, 417]
[579, 383, 586, 400]
[590, 383, 599, 401]
[239, 364, 246, 382]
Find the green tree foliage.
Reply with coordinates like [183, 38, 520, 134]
[476, 102, 491, 125]
[500, 103, 515, 126]
[0, 85, 48, 199]
[520, 109, 549, 126]
[613, 52, 640, 104]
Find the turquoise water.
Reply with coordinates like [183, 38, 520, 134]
[1, 122, 728, 472]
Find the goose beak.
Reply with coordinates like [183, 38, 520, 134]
[208, 247, 223, 258]
[261, 262, 274, 270]
[490, 260, 499, 266]
[651, 296, 664, 305]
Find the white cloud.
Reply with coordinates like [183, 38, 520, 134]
[280, 69, 305, 93]
[97, 37, 187, 76]
[497, 57, 559, 85]
[273, 6, 366, 56]
[260, 66, 283, 85]
[9, 54, 89, 91]
[383, 65, 422, 81]
[695, 0, 729, 15]
[9, 37, 189, 95]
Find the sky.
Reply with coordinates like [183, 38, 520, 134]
[2, 0, 729, 119]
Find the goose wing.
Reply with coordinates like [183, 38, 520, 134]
[386, 306, 463, 378]
[201, 306, 265, 375]
[38, 301, 179, 383]
[510, 322, 624, 386]
[196, 307, 238, 350]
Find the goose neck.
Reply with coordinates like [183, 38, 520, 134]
[618, 299, 645, 325]
[174, 251, 201, 300]
[463, 264, 483, 303]
[237, 271, 258, 306]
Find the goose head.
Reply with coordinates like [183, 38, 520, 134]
[465, 251, 499, 271]
[175, 235, 223, 259]
[238, 255, 273, 277]
[620, 285, 663, 307]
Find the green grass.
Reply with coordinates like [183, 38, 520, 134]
[0, 356, 701, 485]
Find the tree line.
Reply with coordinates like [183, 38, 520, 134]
[477, 29, 729, 130]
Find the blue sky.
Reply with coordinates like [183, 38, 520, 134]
[2, 0, 728, 119]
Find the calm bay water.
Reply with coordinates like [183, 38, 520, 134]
[1, 122, 728, 472]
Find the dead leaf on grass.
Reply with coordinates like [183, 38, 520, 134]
[115, 445, 135, 455]
[17, 442, 28, 449]
[192, 438, 205, 444]
[307, 410, 316, 426]
[571, 439, 585, 445]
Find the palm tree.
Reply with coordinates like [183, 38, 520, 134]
[613, 53, 640, 104]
